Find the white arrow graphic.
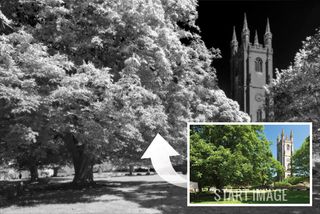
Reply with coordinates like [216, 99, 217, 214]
[141, 133, 187, 188]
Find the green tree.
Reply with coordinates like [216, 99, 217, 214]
[292, 137, 310, 177]
[190, 132, 232, 191]
[190, 125, 283, 189]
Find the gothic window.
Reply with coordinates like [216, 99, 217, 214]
[255, 57, 263, 72]
[257, 109, 262, 121]
[287, 144, 290, 151]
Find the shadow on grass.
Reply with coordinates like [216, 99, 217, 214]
[0, 178, 238, 213]
[0, 179, 184, 209]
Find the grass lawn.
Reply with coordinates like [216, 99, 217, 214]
[190, 190, 310, 204]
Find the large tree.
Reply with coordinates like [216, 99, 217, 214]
[0, 29, 72, 181]
[190, 125, 283, 190]
[50, 58, 168, 184]
[267, 29, 320, 142]
[1, 1, 249, 185]
[266, 29, 320, 170]
[292, 137, 310, 177]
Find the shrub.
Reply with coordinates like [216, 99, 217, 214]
[284, 176, 308, 185]
[274, 181, 292, 188]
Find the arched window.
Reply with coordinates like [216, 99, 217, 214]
[257, 109, 262, 121]
[255, 57, 263, 72]
[287, 144, 290, 151]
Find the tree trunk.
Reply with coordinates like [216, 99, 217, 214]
[72, 154, 94, 185]
[198, 183, 203, 193]
[29, 165, 38, 182]
[53, 167, 59, 177]
[98, 165, 102, 174]
[129, 164, 134, 176]
[63, 133, 95, 186]
[216, 182, 225, 197]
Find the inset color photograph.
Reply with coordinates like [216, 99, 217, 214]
[188, 123, 312, 206]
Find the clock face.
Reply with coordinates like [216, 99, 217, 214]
[255, 93, 263, 102]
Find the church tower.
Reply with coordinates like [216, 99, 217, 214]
[230, 14, 273, 121]
[277, 129, 294, 179]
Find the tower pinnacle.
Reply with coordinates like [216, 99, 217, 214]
[243, 13, 249, 32]
[231, 26, 238, 55]
[254, 30, 259, 45]
[264, 17, 272, 48]
[232, 26, 238, 43]
[265, 18, 271, 34]
[241, 13, 250, 47]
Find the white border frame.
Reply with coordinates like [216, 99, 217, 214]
[187, 122, 313, 207]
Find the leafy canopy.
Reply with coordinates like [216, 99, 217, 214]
[267, 29, 320, 142]
[292, 137, 310, 177]
[190, 125, 284, 189]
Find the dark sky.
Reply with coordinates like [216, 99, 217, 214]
[197, 0, 320, 95]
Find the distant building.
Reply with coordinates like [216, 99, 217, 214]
[230, 14, 273, 121]
[277, 129, 294, 179]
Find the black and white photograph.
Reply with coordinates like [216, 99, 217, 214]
[0, 0, 319, 213]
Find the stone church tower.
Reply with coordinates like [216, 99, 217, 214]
[230, 14, 273, 121]
[277, 129, 294, 179]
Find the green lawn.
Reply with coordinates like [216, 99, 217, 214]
[190, 190, 310, 204]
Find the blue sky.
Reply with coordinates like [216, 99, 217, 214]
[263, 124, 310, 158]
